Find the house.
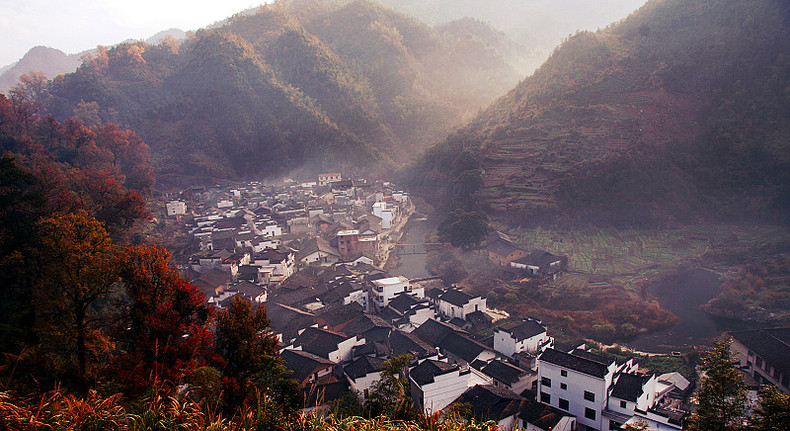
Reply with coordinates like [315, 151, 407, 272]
[192, 268, 231, 299]
[446, 385, 526, 430]
[289, 326, 364, 363]
[537, 348, 626, 431]
[318, 173, 342, 186]
[409, 358, 473, 414]
[337, 230, 378, 257]
[486, 232, 529, 266]
[372, 202, 395, 229]
[281, 349, 336, 388]
[413, 319, 497, 367]
[297, 237, 340, 266]
[232, 280, 267, 303]
[510, 251, 565, 278]
[474, 359, 536, 395]
[382, 293, 435, 331]
[729, 328, 790, 395]
[344, 355, 387, 400]
[370, 276, 414, 308]
[494, 319, 553, 359]
[166, 200, 187, 217]
[436, 289, 486, 321]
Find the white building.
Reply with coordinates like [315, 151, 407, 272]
[436, 289, 486, 321]
[409, 358, 482, 414]
[344, 356, 386, 400]
[494, 319, 553, 358]
[371, 276, 417, 308]
[372, 202, 395, 229]
[318, 173, 342, 186]
[166, 200, 187, 217]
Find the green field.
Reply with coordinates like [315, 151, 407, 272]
[506, 224, 790, 292]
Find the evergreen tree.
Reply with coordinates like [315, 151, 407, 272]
[751, 385, 790, 431]
[688, 336, 748, 431]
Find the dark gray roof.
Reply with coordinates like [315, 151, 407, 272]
[439, 332, 488, 363]
[512, 250, 562, 268]
[344, 356, 387, 380]
[518, 398, 570, 430]
[569, 348, 611, 365]
[729, 328, 790, 377]
[449, 385, 524, 422]
[538, 348, 609, 378]
[388, 330, 434, 359]
[501, 320, 547, 341]
[487, 238, 524, 257]
[315, 303, 364, 328]
[414, 319, 456, 346]
[388, 293, 420, 314]
[282, 349, 334, 382]
[611, 373, 649, 402]
[481, 360, 529, 385]
[439, 289, 474, 307]
[339, 314, 392, 337]
[409, 359, 459, 386]
[265, 302, 316, 342]
[292, 327, 350, 359]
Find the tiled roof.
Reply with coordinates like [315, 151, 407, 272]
[414, 319, 455, 346]
[729, 328, 790, 377]
[292, 327, 350, 359]
[282, 349, 334, 383]
[518, 398, 570, 430]
[611, 373, 649, 402]
[449, 385, 524, 422]
[539, 348, 609, 378]
[344, 356, 387, 380]
[409, 359, 459, 386]
[501, 319, 546, 341]
[439, 332, 488, 363]
[439, 289, 474, 307]
[481, 360, 529, 385]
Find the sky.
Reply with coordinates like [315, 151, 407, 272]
[0, 0, 269, 67]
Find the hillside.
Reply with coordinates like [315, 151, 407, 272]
[36, 1, 522, 185]
[0, 46, 82, 92]
[409, 0, 790, 227]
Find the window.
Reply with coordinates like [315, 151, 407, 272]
[559, 398, 569, 410]
[560, 383, 567, 390]
[541, 377, 552, 388]
[585, 408, 596, 420]
[584, 391, 595, 402]
[756, 357, 763, 368]
[620, 400, 627, 409]
[541, 392, 551, 403]
[561, 370, 568, 377]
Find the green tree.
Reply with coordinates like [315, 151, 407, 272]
[437, 209, 488, 248]
[365, 354, 414, 420]
[34, 211, 120, 392]
[688, 336, 748, 431]
[751, 385, 790, 431]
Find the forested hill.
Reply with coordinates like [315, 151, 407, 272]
[408, 0, 790, 226]
[29, 0, 522, 185]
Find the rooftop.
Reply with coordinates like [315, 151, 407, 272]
[539, 348, 610, 378]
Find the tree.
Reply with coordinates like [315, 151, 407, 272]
[751, 385, 790, 431]
[688, 336, 748, 431]
[33, 211, 120, 392]
[365, 354, 414, 420]
[437, 209, 489, 248]
[111, 244, 214, 396]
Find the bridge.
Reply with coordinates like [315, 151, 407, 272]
[393, 242, 449, 255]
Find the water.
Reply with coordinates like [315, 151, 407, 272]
[628, 268, 750, 353]
[390, 217, 436, 279]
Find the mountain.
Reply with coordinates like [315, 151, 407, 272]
[42, 0, 523, 185]
[408, 0, 790, 226]
[0, 46, 82, 92]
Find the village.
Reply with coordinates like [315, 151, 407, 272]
[162, 173, 692, 431]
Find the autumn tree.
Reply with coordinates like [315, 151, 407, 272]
[33, 211, 120, 392]
[751, 385, 790, 431]
[111, 244, 214, 396]
[688, 336, 748, 431]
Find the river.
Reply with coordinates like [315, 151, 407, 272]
[627, 268, 752, 353]
[389, 216, 436, 279]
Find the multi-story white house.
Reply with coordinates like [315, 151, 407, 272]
[409, 358, 488, 414]
[537, 348, 632, 430]
[370, 276, 421, 308]
[494, 319, 553, 359]
[288, 326, 364, 363]
[166, 200, 187, 217]
[729, 328, 790, 395]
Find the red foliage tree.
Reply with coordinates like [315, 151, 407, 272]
[111, 244, 216, 396]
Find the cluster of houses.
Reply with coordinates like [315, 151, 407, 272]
[165, 174, 692, 430]
[166, 174, 411, 306]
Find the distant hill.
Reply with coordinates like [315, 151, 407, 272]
[42, 0, 523, 185]
[408, 0, 790, 226]
[0, 46, 82, 92]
